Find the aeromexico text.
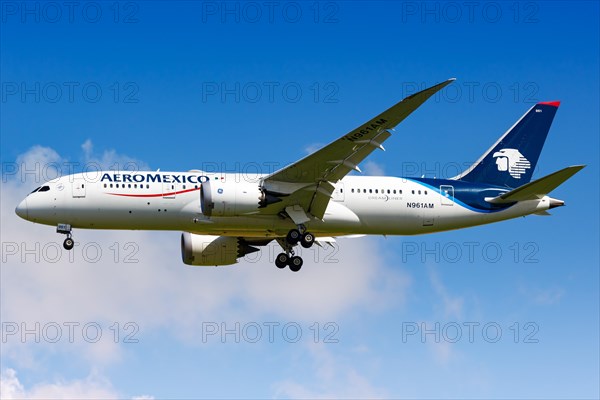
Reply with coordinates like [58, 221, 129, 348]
[100, 173, 209, 184]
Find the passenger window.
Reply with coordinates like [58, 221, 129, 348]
[418, 190, 421, 195]
[387, 189, 390, 194]
[110, 184, 113, 188]
[146, 184, 149, 189]
[375, 189, 378, 194]
[393, 190, 396, 194]
[351, 189, 354, 193]
[425, 190, 428, 195]
[400, 190, 403, 194]
[412, 190, 415, 194]
[340, 188, 343, 193]
[369, 189, 372, 193]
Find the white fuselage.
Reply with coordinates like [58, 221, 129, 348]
[17, 171, 552, 238]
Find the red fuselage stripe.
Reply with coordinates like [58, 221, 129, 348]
[106, 187, 201, 198]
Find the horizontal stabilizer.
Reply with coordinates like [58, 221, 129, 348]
[487, 165, 585, 204]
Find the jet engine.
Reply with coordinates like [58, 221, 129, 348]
[181, 232, 259, 266]
[200, 180, 281, 217]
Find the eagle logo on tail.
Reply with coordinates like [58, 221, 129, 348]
[492, 148, 531, 179]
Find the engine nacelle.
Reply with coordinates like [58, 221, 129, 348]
[200, 180, 281, 217]
[181, 232, 259, 266]
[200, 180, 262, 217]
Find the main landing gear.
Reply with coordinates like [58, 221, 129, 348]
[275, 226, 315, 272]
[57, 223, 74, 250]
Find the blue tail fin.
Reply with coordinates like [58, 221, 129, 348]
[455, 101, 560, 188]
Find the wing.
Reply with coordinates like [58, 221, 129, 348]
[259, 78, 456, 221]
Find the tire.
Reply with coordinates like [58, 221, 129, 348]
[63, 237, 74, 250]
[289, 256, 303, 272]
[275, 253, 288, 269]
[300, 232, 315, 248]
[286, 229, 301, 245]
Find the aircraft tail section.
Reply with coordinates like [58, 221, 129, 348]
[455, 101, 560, 188]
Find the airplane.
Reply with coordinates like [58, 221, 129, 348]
[15, 78, 584, 272]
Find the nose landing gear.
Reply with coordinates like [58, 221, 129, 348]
[57, 223, 74, 250]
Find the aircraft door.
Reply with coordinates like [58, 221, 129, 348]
[72, 178, 86, 198]
[163, 182, 176, 199]
[440, 185, 454, 205]
[332, 183, 345, 202]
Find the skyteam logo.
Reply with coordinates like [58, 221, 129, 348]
[492, 148, 531, 179]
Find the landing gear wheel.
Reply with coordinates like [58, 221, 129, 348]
[300, 232, 315, 248]
[286, 229, 301, 245]
[63, 237, 74, 250]
[288, 256, 303, 272]
[275, 253, 289, 269]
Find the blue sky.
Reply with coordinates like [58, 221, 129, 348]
[1, 1, 598, 398]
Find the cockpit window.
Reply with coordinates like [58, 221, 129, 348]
[38, 186, 50, 192]
[30, 187, 41, 194]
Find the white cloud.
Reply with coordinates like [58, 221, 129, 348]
[273, 342, 387, 399]
[79, 139, 150, 171]
[6, 141, 149, 190]
[81, 139, 93, 159]
[362, 160, 385, 176]
[428, 267, 464, 319]
[421, 268, 466, 365]
[304, 143, 325, 155]
[518, 284, 565, 306]
[0, 368, 120, 400]
[427, 340, 454, 366]
[15, 145, 63, 171]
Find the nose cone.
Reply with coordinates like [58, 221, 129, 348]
[15, 198, 28, 220]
